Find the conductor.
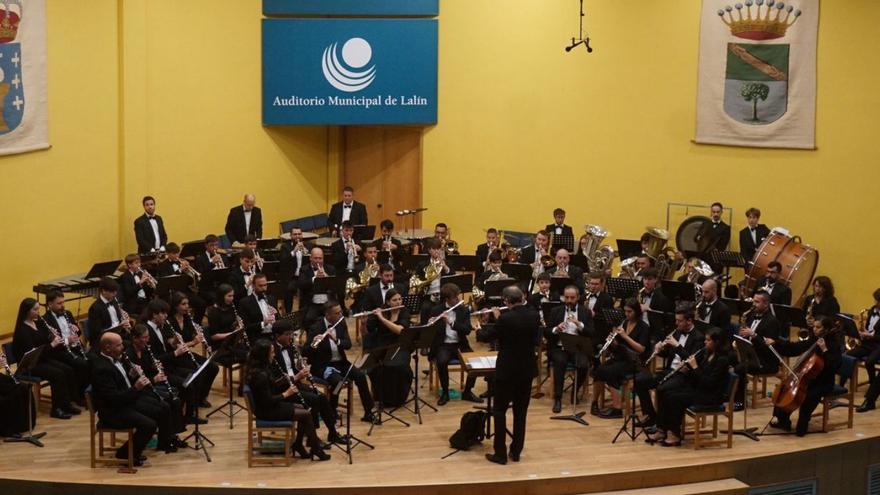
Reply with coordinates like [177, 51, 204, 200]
[481, 286, 540, 465]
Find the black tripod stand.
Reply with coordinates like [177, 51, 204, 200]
[182, 356, 217, 462]
[332, 361, 374, 464]
[613, 353, 646, 442]
[400, 323, 437, 424]
[206, 333, 247, 430]
[365, 345, 410, 436]
[4, 346, 46, 447]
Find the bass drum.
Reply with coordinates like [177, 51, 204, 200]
[745, 229, 819, 306]
[675, 216, 715, 254]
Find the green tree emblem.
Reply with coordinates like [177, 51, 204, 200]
[741, 82, 770, 123]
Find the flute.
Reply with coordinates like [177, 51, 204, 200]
[350, 305, 405, 318]
[311, 317, 346, 348]
[426, 300, 465, 325]
[470, 305, 512, 317]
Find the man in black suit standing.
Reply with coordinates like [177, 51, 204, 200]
[545, 285, 594, 413]
[328, 186, 368, 234]
[224, 194, 262, 244]
[133, 196, 168, 254]
[482, 286, 540, 465]
[87, 277, 132, 349]
[279, 227, 310, 313]
[545, 208, 574, 252]
[738, 207, 770, 264]
[707, 202, 731, 251]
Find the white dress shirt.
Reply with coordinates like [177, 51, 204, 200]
[148, 216, 161, 250]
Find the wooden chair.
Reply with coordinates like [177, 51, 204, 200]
[242, 385, 295, 467]
[549, 362, 588, 404]
[596, 374, 635, 415]
[747, 370, 779, 408]
[682, 372, 739, 450]
[428, 358, 466, 394]
[815, 354, 857, 432]
[85, 388, 136, 473]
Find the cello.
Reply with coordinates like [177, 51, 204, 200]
[770, 321, 838, 413]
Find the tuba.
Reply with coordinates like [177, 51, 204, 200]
[582, 224, 616, 272]
[644, 227, 678, 280]
[345, 262, 379, 299]
[409, 258, 442, 295]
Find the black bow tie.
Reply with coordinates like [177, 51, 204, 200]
[752, 314, 763, 321]
[872, 310, 880, 317]
[257, 294, 266, 301]
[750, 227, 755, 232]
[344, 204, 352, 209]
[383, 285, 390, 290]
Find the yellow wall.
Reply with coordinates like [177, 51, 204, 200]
[423, 0, 880, 311]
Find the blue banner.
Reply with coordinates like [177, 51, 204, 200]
[263, 0, 438, 17]
[262, 19, 437, 125]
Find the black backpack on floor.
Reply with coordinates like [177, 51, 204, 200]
[449, 411, 486, 450]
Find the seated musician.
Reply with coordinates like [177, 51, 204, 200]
[739, 207, 770, 263]
[364, 289, 414, 408]
[205, 284, 250, 366]
[545, 208, 573, 238]
[228, 247, 257, 302]
[90, 332, 174, 464]
[475, 251, 509, 310]
[156, 242, 207, 321]
[126, 324, 188, 447]
[853, 288, 880, 413]
[0, 346, 36, 437]
[634, 254, 653, 281]
[245, 339, 330, 461]
[332, 221, 362, 280]
[224, 193, 262, 245]
[528, 273, 557, 307]
[238, 273, 279, 343]
[753, 261, 792, 305]
[363, 264, 406, 314]
[166, 292, 220, 408]
[429, 283, 482, 406]
[304, 300, 378, 424]
[803, 276, 841, 325]
[585, 271, 614, 337]
[193, 234, 230, 305]
[374, 219, 402, 273]
[476, 228, 500, 270]
[42, 290, 90, 397]
[766, 316, 842, 436]
[118, 254, 155, 317]
[270, 320, 346, 445]
[591, 298, 650, 418]
[433, 222, 459, 254]
[677, 259, 709, 285]
[733, 289, 781, 409]
[298, 247, 337, 328]
[12, 298, 81, 419]
[417, 238, 454, 324]
[350, 244, 380, 313]
[546, 285, 595, 414]
[141, 299, 205, 424]
[547, 249, 585, 293]
[638, 268, 674, 340]
[646, 328, 730, 447]
[521, 230, 551, 278]
[634, 304, 705, 429]
[133, 195, 168, 255]
[243, 235, 265, 269]
[279, 226, 309, 313]
[87, 277, 132, 349]
[697, 279, 731, 333]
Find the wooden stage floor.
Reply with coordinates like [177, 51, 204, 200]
[1, 339, 878, 495]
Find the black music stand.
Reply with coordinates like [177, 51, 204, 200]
[445, 255, 481, 273]
[331, 357, 376, 464]
[256, 238, 281, 250]
[570, 253, 589, 271]
[549, 233, 574, 254]
[180, 241, 207, 258]
[484, 279, 518, 302]
[615, 240, 642, 261]
[312, 276, 339, 299]
[606, 277, 641, 300]
[400, 323, 437, 424]
[440, 274, 473, 295]
[724, 335, 761, 442]
[206, 329, 246, 429]
[601, 308, 626, 328]
[550, 333, 592, 426]
[401, 294, 423, 316]
[500, 262, 532, 282]
[541, 301, 563, 318]
[363, 345, 410, 435]
[722, 297, 753, 316]
[612, 344, 648, 443]
[710, 251, 747, 292]
[403, 253, 428, 272]
[773, 304, 808, 333]
[85, 260, 125, 279]
[661, 280, 699, 303]
[182, 355, 218, 462]
[204, 267, 231, 288]
[5, 346, 46, 447]
[155, 275, 190, 300]
[549, 276, 573, 296]
[353, 225, 376, 241]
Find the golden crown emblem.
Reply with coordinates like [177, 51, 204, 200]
[717, 0, 801, 40]
[0, 2, 22, 44]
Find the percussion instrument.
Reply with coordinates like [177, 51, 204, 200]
[744, 228, 818, 306]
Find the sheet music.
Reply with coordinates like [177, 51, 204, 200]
[467, 355, 497, 369]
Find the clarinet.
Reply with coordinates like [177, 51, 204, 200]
[231, 305, 251, 349]
[1, 350, 19, 385]
[145, 344, 179, 401]
[168, 322, 200, 368]
[39, 315, 77, 360]
[273, 359, 310, 411]
[289, 343, 317, 388]
[61, 312, 89, 359]
[119, 352, 162, 400]
[189, 313, 213, 358]
[658, 348, 704, 385]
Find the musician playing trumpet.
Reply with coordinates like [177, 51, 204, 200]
[228, 247, 257, 302]
[332, 221, 362, 278]
[851, 288, 880, 413]
[417, 238, 454, 323]
[521, 230, 551, 278]
[119, 253, 155, 317]
[547, 249, 585, 293]
[298, 247, 337, 328]
[194, 234, 230, 306]
[280, 226, 310, 313]
[374, 219, 402, 271]
[158, 242, 208, 321]
[476, 228, 500, 270]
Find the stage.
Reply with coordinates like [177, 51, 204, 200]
[1, 344, 878, 495]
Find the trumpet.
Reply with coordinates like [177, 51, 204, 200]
[350, 305, 405, 318]
[314, 262, 327, 278]
[138, 269, 158, 289]
[311, 317, 345, 348]
[1, 348, 19, 385]
[637, 287, 646, 305]
[178, 259, 201, 290]
[145, 344, 179, 400]
[253, 251, 265, 272]
[211, 252, 226, 269]
[658, 348, 704, 385]
[292, 239, 309, 256]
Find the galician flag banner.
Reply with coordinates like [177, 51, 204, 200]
[0, 0, 48, 156]
[695, 0, 819, 149]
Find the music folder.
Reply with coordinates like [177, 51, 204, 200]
[86, 260, 124, 279]
[772, 304, 808, 328]
[500, 262, 532, 282]
[661, 280, 698, 302]
[353, 225, 376, 241]
[312, 276, 339, 295]
[156, 274, 190, 296]
[398, 323, 436, 352]
[180, 240, 207, 258]
[615, 239, 642, 261]
[441, 273, 473, 294]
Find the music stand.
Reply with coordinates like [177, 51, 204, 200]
[550, 333, 592, 426]
[85, 260, 124, 279]
[549, 276, 573, 296]
[180, 241, 207, 259]
[403, 254, 428, 272]
[331, 357, 376, 464]
[363, 345, 410, 435]
[500, 262, 532, 282]
[206, 329, 246, 429]
[256, 238, 281, 250]
[606, 277, 641, 300]
[615, 240, 642, 261]
[155, 275, 190, 300]
[312, 276, 339, 298]
[772, 304, 808, 329]
[440, 274, 473, 295]
[661, 280, 699, 303]
[551, 233, 574, 254]
[570, 253, 589, 271]
[401, 294, 423, 316]
[710, 251, 747, 292]
[484, 279, 518, 303]
[722, 297, 753, 317]
[353, 225, 376, 241]
[445, 255, 481, 273]
[205, 267, 231, 289]
[612, 344, 648, 443]
[724, 335, 762, 442]
[400, 323, 438, 424]
[601, 308, 626, 328]
[5, 346, 47, 447]
[182, 355, 218, 462]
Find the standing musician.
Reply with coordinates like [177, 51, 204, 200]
[373, 219, 402, 272]
[87, 277, 132, 349]
[585, 272, 615, 339]
[224, 193, 262, 244]
[417, 238, 455, 323]
[304, 300, 378, 424]
[133, 195, 168, 255]
[332, 221, 362, 278]
[12, 298, 82, 419]
[167, 293, 220, 412]
[126, 324, 188, 447]
[591, 298, 650, 418]
[634, 305, 705, 429]
[156, 242, 207, 321]
[545, 208, 573, 238]
[429, 283, 482, 406]
[362, 264, 407, 314]
[734, 290, 781, 408]
[90, 332, 174, 465]
[193, 234, 230, 305]
[245, 339, 331, 461]
[766, 316, 842, 436]
[482, 286, 540, 465]
[752, 261, 792, 305]
[270, 320, 347, 445]
[328, 185, 368, 234]
[646, 328, 730, 447]
[697, 279, 731, 333]
[546, 285, 595, 414]
[521, 230, 551, 278]
[279, 226, 310, 313]
[738, 207, 770, 263]
[228, 247, 257, 302]
[547, 249, 585, 293]
[638, 267, 675, 341]
[707, 202, 731, 251]
[119, 254, 156, 317]
[205, 284, 250, 365]
[852, 289, 880, 413]
[476, 228, 500, 270]
[298, 247, 337, 328]
[0, 346, 35, 437]
[364, 289, 414, 407]
[42, 291, 90, 399]
[802, 276, 841, 325]
[238, 273, 279, 343]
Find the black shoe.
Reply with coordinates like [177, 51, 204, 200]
[733, 402, 744, 412]
[310, 448, 331, 461]
[644, 425, 660, 435]
[199, 400, 212, 408]
[160, 444, 178, 454]
[485, 453, 507, 465]
[856, 401, 876, 413]
[552, 399, 562, 414]
[509, 451, 520, 462]
[462, 390, 483, 404]
[293, 444, 310, 459]
[438, 393, 450, 406]
[185, 416, 208, 425]
[769, 418, 792, 431]
[590, 402, 600, 416]
[634, 416, 655, 428]
[50, 408, 72, 420]
[328, 432, 349, 445]
[598, 408, 623, 419]
[172, 437, 189, 449]
[65, 404, 82, 415]
[318, 441, 332, 450]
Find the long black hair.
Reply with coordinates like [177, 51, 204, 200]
[246, 339, 273, 381]
[15, 297, 40, 329]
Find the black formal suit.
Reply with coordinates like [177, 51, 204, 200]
[133, 214, 168, 254]
[362, 281, 407, 313]
[739, 224, 770, 264]
[12, 321, 78, 411]
[545, 223, 574, 238]
[754, 277, 792, 306]
[328, 201, 368, 231]
[41, 310, 90, 397]
[546, 265, 585, 293]
[271, 342, 340, 434]
[528, 290, 559, 310]
[304, 317, 374, 416]
[297, 264, 338, 327]
[87, 297, 127, 349]
[373, 236, 403, 270]
[698, 299, 731, 335]
[707, 221, 731, 251]
[635, 326, 705, 421]
[849, 310, 880, 403]
[224, 205, 263, 244]
[656, 353, 730, 437]
[118, 270, 154, 317]
[545, 304, 595, 400]
[228, 267, 256, 303]
[331, 237, 360, 275]
[89, 352, 172, 456]
[475, 243, 497, 266]
[278, 242, 310, 312]
[429, 302, 476, 394]
[156, 259, 181, 278]
[480, 305, 540, 460]
[124, 345, 185, 435]
[733, 310, 781, 402]
[237, 293, 277, 343]
[519, 244, 543, 265]
[640, 288, 675, 341]
[585, 291, 614, 341]
[193, 250, 230, 304]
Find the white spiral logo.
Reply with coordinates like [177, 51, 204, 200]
[322, 38, 376, 92]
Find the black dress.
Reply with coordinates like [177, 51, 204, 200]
[247, 368, 320, 449]
[0, 373, 35, 436]
[593, 320, 651, 388]
[12, 321, 78, 411]
[656, 352, 730, 437]
[365, 309, 414, 407]
[206, 304, 249, 366]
